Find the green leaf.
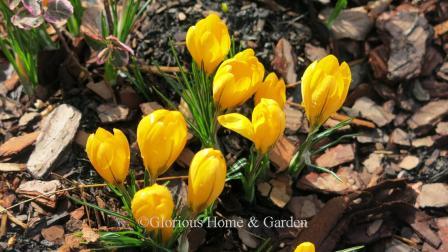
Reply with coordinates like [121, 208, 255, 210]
[326, 0, 348, 28]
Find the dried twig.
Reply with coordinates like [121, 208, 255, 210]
[139, 65, 182, 75]
[0, 206, 27, 229]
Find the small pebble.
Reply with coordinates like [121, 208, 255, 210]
[178, 12, 186, 21]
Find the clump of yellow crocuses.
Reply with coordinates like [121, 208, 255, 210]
[186, 13, 230, 75]
[84, 111, 228, 249]
[137, 109, 188, 182]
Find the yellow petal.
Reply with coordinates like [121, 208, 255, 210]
[255, 72, 286, 107]
[252, 99, 285, 154]
[294, 242, 315, 252]
[217, 113, 254, 142]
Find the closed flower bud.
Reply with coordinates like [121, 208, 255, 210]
[301, 54, 351, 130]
[188, 148, 226, 214]
[294, 242, 315, 252]
[137, 110, 188, 179]
[213, 48, 265, 109]
[254, 72, 286, 107]
[186, 13, 230, 75]
[86, 128, 130, 185]
[131, 184, 174, 242]
[218, 98, 285, 154]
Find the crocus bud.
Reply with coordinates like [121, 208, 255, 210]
[188, 148, 226, 214]
[213, 49, 265, 109]
[254, 72, 286, 107]
[137, 109, 188, 179]
[218, 98, 285, 154]
[294, 242, 315, 252]
[186, 13, 230, 75]
[131, 184, 174, 242]
[86, 128, 130, 185]
[301, 54, 351, 130]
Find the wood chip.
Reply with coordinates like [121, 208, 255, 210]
[398, 155, 420, 170]
[0, 131, 39, 158]
[86, 81, 114, 100]
[434, 19, 448, 37]
[268, 175, 292, 208]
[367, 219, 383, 237]
[176, 148, 194, 168]
[27, 104, 81, 178]
[284, 104, 303, 133]
[17, 180, 62, 208]
[1, 72, 20, 94]
[356, 129, 389, 143]
[74, 130, 90, 147]
[412, 136, 434, 148]
[0, 163, 26, 172]
[18, 112, 40, 128]
[376, 6, 431, 80]
[408, 100, 448, 130]
[390, 128, 411, 146]
[257, 182, 271, 197]
[297, 167, 366, 194]
[269, 136, 296, 172]
[139, 101, 163, 115]
[41, 225, 64, 245]
[417, 183, 448, 208]
[315, 144, 355, 168]
[363, 153, 384, 174]
[352, 97, 394, 127]
[327, 7, 373, 41]
[436, 122, 448, 136]
[287, 195, 324, 219]
[70, 206, 85, 220]
[96, 104, 129, 123]
[271, 38, 297, 85]
[304, 43, 327, 62]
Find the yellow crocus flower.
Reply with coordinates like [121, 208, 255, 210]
[85, 128, 130, 185]
[213, 48, 265, 110]
[131, 184, 174, 243]
[301, 54, 351, 130]
[186, 13, 231, 75]
[137, 109, 188, 180]
[294, 242, 315, 252]
[254, 72, 286, 107]
[188, 148, 227, 214]
[218, 98, 285, 154]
